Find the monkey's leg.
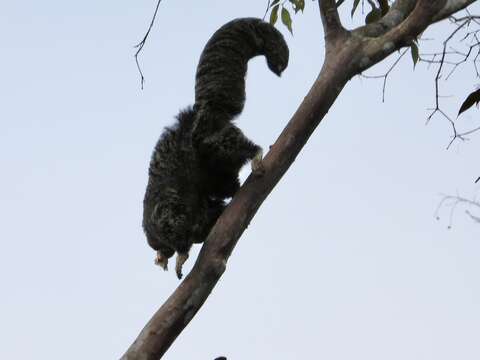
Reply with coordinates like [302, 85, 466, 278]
[154, 194, 192, 278]
[168, 217, 192, 280]
[154, 250, 169, 271]
[191, 197, 227, 243]
[250, 148, 265, 175]
[168, 229, 192, 279]
[206, 198, 226, 226]
[200, 124, 263, 173]
[174, 198, 227, 279]
[175, 253, 189, 279]
[144, 221, 174, 271]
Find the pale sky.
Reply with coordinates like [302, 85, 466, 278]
[1, 1, 479, 359]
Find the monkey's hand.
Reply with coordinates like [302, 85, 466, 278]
[154, 251, 169, 271]
[175, 253, 189, 279]
[251, 148, 265, 176]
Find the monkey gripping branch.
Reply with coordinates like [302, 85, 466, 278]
[121, 1, 477, 359]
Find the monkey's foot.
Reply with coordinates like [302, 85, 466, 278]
[175, 253, 189, 279]
[154, 251, 168, 271]
[251, 149, 265, 176]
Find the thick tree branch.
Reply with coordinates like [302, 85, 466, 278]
[433, 0, 478, 22]
[318, 0, 345, 42]
[355, 0, 476, 38]
[378, 0, 447, 42]
[354, 0, 417, 38]
[354, 0, 449, 74]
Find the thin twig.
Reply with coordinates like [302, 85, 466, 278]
[435, 192, 480, 228]
[263, 0, 271, 21]
[134, 0, 163, 89]
[466, 210, 480, 222]
[422, 16, 480, 148]
[360, 48, 409, 102]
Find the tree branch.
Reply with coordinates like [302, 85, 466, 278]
[435, 193, 480, 228]
[354, 0, 476, 38]
[381, 0, 448, 42]
[134, 0, 163, 89]
[433, 0, 478, 22]
[354, 0, 417, 38]
[318, 0, 345, 44]
[355, 0, 449, 73]
[359, 48, 410, 102]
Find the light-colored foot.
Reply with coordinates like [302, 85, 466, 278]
[154, 251, 168, 271]
[251, 149, 265, 176]
[175, 253, 189, 279]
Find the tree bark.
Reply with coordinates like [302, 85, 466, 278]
[121, 1, 477, 359]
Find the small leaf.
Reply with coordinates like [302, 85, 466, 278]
[351, 0, 361, 17]
[458, 88, 480, 116]
[289, 0, 305, 13]
[288, 0, 298, 12]
[365, 8, 382, 24]
[379, 0, 390, 16]
[281, 7, 293, 34]
[410, 42, 419, 68]
[270, 0, 281, 8]
[270, 4, 279, 25]
[298, 0, 305, 12]
[288, 0, 300, 14]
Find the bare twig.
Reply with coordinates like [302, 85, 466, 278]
[435, 192, 480, 227]
[263, 0, 271, 21]
[418, 14, 480, 148]
[466, 209, 480, 222]
[426, 19, 469, 124]
[360, 48, 409, 102]
[135, 0, 163, 89]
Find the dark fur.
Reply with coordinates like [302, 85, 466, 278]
[143, 18, 289, 275]
[143, 108, 226, 258]
[192, 18, 289, 197]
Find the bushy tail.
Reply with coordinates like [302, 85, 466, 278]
[194, 18, 289, 119]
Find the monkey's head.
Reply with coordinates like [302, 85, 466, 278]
[256, 21, 289, 77]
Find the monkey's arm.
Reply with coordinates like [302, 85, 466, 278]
[195, 123, 263, 173]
